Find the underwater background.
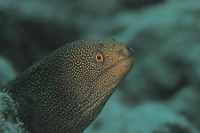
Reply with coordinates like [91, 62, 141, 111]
[0, 0, 200, 133]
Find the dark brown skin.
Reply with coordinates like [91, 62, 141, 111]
[2, 39, 134, 133]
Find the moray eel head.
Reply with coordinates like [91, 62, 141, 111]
[3, 39, 134, 133]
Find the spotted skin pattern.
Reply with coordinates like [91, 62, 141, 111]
[2, 39, 134, 133]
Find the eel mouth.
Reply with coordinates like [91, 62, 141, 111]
[108, 56, 134, 81]
[108, 45, 135, 73]
[113, 56, 134, 70]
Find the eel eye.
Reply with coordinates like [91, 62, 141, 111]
[95, 53, 103, 63]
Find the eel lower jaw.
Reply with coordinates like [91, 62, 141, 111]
[115, 57, 134, 70]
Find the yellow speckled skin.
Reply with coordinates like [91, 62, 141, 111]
[2, 39, 134, 133]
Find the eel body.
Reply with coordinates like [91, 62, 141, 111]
[1, 39, 134, 133]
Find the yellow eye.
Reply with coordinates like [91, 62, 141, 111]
[95, 53, 103, 63]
